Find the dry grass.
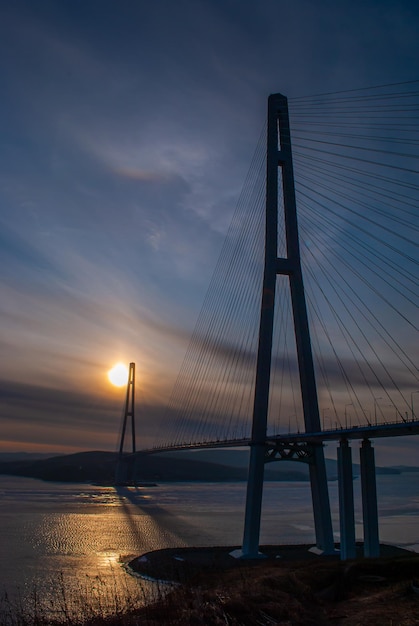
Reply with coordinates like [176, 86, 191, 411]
[117, 555, 419, 625]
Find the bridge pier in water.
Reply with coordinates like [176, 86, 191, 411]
[337, 437, 380, 560]
[359, 439, 380, 558]
[337, 439, 356, 560]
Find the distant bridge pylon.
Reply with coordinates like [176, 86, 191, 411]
[115, 362, 136, 484]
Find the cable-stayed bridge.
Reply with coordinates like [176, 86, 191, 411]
[117, 82, 419, 561]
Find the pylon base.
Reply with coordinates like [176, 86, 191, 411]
[308, 545, 339, 556]
[229, 548, 268, 560]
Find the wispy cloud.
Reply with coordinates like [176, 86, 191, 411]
[0, 0, 418, 456]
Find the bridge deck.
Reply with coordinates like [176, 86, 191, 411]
[134, 419, 419, 455]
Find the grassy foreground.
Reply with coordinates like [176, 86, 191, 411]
[128, 553, 419, 625]
[2, 552, 419, 625]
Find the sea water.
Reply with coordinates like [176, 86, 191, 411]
[0, 473, 418, 617]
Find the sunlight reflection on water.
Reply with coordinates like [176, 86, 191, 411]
[0, 479, 181, 617]
[0, 473, 418, 619]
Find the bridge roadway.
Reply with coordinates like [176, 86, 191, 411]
[138, 418, 419, 455]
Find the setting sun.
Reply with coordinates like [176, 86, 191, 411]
[107, 362, 129, 387]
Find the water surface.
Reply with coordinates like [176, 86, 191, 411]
[0, 473, 417, 617]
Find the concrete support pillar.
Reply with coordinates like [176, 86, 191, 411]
[360, 439, 380, 558]
[337, 439, 356, 560]
[236, 443, 266, 558]
[308, 445, 335, 554]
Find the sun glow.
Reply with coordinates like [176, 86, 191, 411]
[108, 363, 129, 387]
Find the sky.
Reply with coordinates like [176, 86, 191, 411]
[0, 0, 418, 462]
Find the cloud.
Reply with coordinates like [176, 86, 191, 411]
[0, 0, 418, 456]
[0, 377, 191, 452]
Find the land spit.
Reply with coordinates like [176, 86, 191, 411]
[122, 544, 419, 625]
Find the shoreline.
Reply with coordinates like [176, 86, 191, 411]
[128, 542, 416, 584]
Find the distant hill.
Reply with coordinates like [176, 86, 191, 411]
[0, 452, 61, 462]
[157, 449, 402, 479]
[0, 451, 118, 483]
[0, 450, 307, 484]
[0, 448, 406, 484]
